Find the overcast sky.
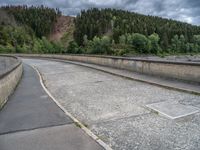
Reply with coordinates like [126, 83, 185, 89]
[0, 0, 200, 25]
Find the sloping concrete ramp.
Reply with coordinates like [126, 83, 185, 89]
[0, 64, 104, 150]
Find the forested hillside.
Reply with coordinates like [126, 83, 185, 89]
[0, 5, 64, 53]
[73, 8, 200, 55]
[1, 6, 200, 55]
[1, 5, 61, 37]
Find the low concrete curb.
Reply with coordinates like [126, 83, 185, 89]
[32, 65, 113, 150]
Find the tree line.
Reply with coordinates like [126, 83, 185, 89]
[67, 33, 200, 56]
[1, 5, 61, 37]
[0, 5, 64, 54]
[1, 6, 200, 55]
[73, 8, 200, 55]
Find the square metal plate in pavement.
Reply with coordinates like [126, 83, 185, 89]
[146, 101, 199, 119]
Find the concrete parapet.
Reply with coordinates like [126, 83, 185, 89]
[0, 56, 23, 109]
[16, 54, 200, 83]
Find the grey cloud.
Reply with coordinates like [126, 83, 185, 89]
[0, 0, 200, 25]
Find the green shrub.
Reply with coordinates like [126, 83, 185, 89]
[86, 36, 112, 54]
[131, 33, 150, 53]
[67, 41, 83, 54]
[148, 33, 162, 54]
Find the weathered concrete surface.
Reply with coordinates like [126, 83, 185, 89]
[41, 58, 200, 94]
[16, 54, 200, 83]
[0, 56, 22, 108]
[0, 124, 103, 150]
[0, 64, 72, 134]
[0, 62, 104, 150]
[136, 55, 200, 62]
[24, 58, 200, 150]
[0, 56, 18, 74]
[146, 101, 199, 119]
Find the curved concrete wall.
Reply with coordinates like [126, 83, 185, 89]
[0, 56, 23, 109]
[16, 54, 200, 83]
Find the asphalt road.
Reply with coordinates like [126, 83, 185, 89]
[23, 58, 200, 150]
[0, 64, 104, 150]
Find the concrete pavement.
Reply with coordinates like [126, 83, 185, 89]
[0, 124, 103, 150]
[44, 58, 200, 95]
[0, 64, 104, 150]
[24, 58, 200, 150]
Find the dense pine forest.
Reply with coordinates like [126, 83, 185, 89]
[2, 5, 61, 37]
[0, 5, 64, 53]
[75, 8, 200, 45]
[73, 8, 200, 55]
[1, 6, 200, 55]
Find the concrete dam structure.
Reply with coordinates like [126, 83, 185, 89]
[0, 56, 22, 108]
[0, 54, 200, 150]
[15, 54, 200, 84]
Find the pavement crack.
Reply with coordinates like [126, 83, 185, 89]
[0, 122, 73, 136]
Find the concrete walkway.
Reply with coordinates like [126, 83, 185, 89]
[23, 58, 200, 150]
[0, 64, 104, 150]
[41, 58, 200, 95]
